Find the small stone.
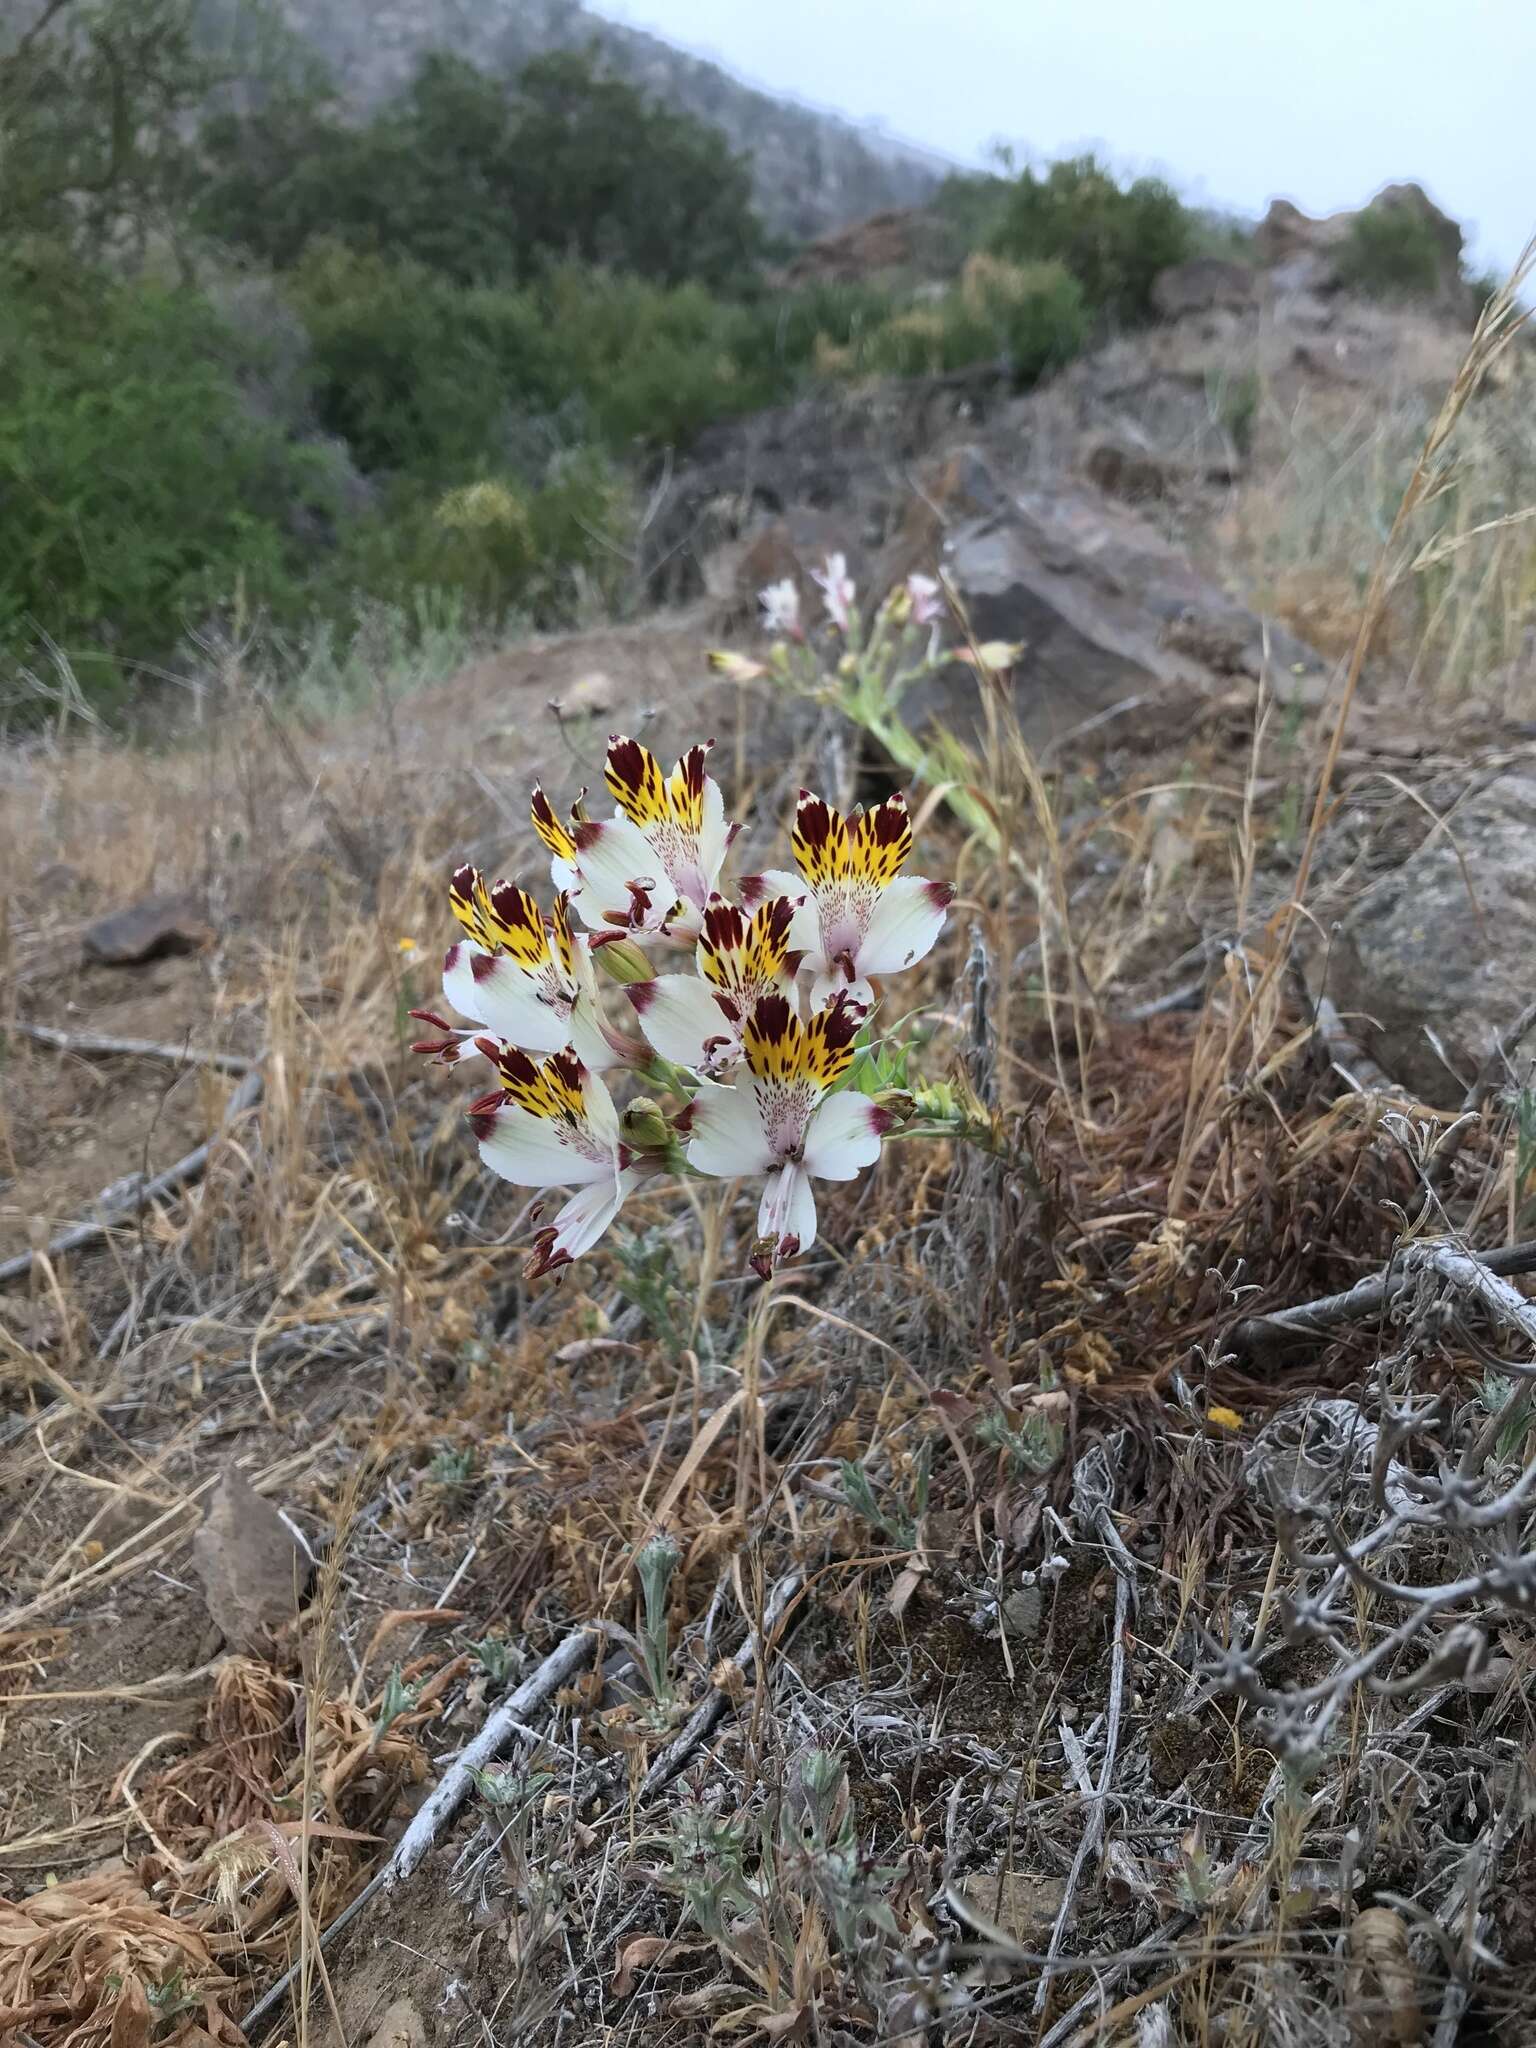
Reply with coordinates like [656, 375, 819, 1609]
[83, 894, 211, 966]
[192, 1466, 310, 1653]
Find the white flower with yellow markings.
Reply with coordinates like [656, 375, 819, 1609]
[626, 891, 806, 1078]
[470, 1044, 643, 1278]
[687, 990, 892, 1277]
[411, 865, 617, 1073]
[745, 789, 952, 1010]
[531, 735, 732, 944]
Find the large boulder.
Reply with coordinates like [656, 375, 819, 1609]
[894, 448, 1325, 750]
[1325, 774, 1536, 1106]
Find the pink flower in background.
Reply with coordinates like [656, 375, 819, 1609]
[906, 573, 943, 626]
[811, 553, 856, 633]
[758, 578, 802, 639]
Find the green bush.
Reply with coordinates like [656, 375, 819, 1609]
[285, 243, 558, 478]
[989, 154, 1193, 324]
[833, 258, 1087, 388]
[1337, 204, 1446, 300]
[0, 255, 327, 705]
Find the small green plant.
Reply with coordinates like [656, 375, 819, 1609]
[1514, 1086, 1536, 1230]
[427, 1444, 476, 1494]
[839, 1449, 927, 1550]
[613, 1229, 695, 1361]
[1211, 365, 1260, 458]
[652, 1749, 902, 2022]
[976, 1401, 1064, 1476]
[371, 1665, 423, 1744]
[632, 1530, 682, 1707]
[1480, 1369, 1536, 1465]
[470, 1634, 518, 1687]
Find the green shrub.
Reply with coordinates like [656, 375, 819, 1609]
[832, 258, 1086, 388]
[285, 243, 558, 478]
[0, 255, 327, 705]
[1337, 204, 1446, 300]
[959, 255, 1088, 383]
[328, 450, 632, 631]
[989, 154, 1193, 324]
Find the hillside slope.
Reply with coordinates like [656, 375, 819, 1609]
[266, 0, 950, 239]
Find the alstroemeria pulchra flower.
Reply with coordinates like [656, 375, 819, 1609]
[627, 891, 807, 1077]
[811, 553, 855, 633]
[744, 790, 953, 1009]
[531, 737, 732, 943]
[759, 577, 803, 640]
[413, 866, 617, 1073]
[470, 1044, 643, 1279]
[906, 573, 943, 626]
[687, 991, 891, 1277]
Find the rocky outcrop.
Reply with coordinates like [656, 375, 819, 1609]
[1326, 774, 1536, 1106]
[1256, 184, 1466, 303]
[640, 367, 1013, 607]
[897, 449, 1325, 749]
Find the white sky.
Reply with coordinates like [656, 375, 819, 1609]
[592, 0, 1533, 274]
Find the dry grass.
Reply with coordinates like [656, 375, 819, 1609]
[3, 271, 1536, 2048]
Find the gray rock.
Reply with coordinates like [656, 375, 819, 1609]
[908, 452, 1324, 750]
[193, 1466, 311, 1652]
[83, 894, 211, 966]
[1327, 774, 1536, 1106]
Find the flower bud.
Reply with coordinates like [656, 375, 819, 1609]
[619, 1096, 673, 1152]
[595, 937, 654, 984]
[707, 650, 769, 683]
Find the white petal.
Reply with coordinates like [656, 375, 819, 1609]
[687, 1080, 774, 1178]
[695, 776, 731, 892]
[757, 1162, 818, 1259]
[545, 1164, 636, 1262]
[856, 875, 951, 978]
[629, 974, 735, 1070]
[580, 1065, 621, 1148]
[573, 815, 665, 920]
[444, 943, 566, 1051]
[475, 1100, 612, 1188]
[568, 997, 622, 1073]
[803, 1091, 888, 1180]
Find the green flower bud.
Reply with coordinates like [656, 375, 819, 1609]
[597, 938, 654, 985]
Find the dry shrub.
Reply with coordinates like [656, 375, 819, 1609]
[0, 1869, 242, 2048]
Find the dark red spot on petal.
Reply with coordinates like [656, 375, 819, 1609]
[626, 980, 657, 1014]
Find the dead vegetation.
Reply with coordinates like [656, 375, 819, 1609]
[3, 270, 1536, 2048]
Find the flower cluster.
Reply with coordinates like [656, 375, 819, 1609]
[710, 555, 1021, 852]
[415, 736, 953, 1283]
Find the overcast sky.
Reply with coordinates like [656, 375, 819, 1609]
[592, 0, 1532, 274]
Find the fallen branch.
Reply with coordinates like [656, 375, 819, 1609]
[0, 1061, 266, 1288]
[638, 1571, 804, 1801]
[385, 1625, 596, 1886]
[239, 1625, 598, 2040]
[1228, 1238, 1536, 1358]
[8, 1020, 253, 1075]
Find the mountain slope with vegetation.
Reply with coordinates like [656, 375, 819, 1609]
[234, 0, 950, 240]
